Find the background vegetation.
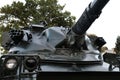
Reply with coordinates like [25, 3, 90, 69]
[0, 0, 76, 53]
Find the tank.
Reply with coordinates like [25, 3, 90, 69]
[0, 0, 111, 80]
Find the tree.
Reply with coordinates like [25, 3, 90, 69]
[101, 46, 108, 53]
[87, 34, 98, 42]
[0, 0, 76, 52]
[0, 0, 76, 29]
[115, 36, 120, 54]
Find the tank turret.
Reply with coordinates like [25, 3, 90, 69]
[0, 0, 111, 80]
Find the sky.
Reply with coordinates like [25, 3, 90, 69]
[0, 0, 120, 49]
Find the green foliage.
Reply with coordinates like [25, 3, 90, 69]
[115, 36, 120, 54]
[0, 1, 25, 29]
[0, 0, 76, 52]
[0, 0, 76, 29]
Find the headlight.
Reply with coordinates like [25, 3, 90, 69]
[24, 57, 38, 72]
[4, 57, 18, 70]
[6, 59, 17, 69]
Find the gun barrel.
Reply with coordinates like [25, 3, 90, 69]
[72, 0, 109, 35]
